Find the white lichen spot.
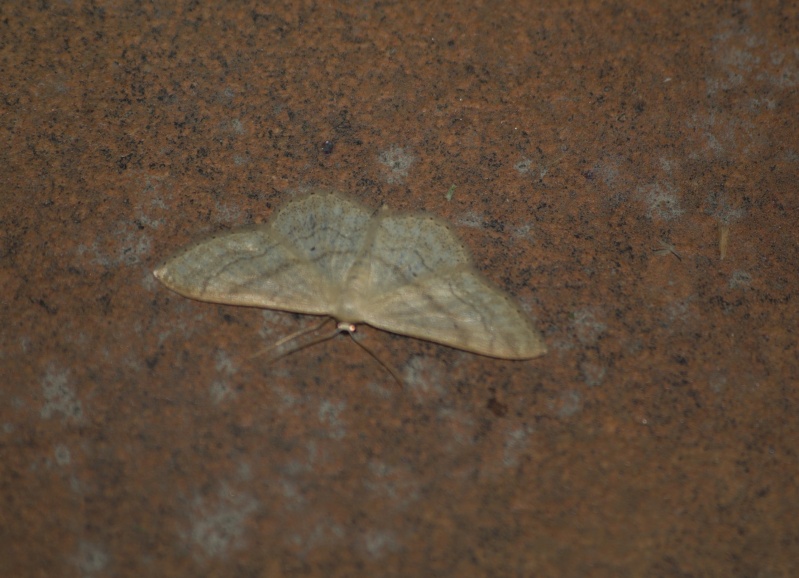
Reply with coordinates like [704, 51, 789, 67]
[728, 270, 752, 289]
[209, 382, 232, 404]
[73, 541, 108, 576]
[515, 153, 564, 179]
[210, 350, 237, 403]
[571, 308, 607, 346]
[269, 383, 299, 408]
[456, 210, 485, 229]
[228, 118, 245, 135]
[54, 444, 71, 466]
[512, 222, 534, 241]
[78, 227, 152, 267]
[502, 426, 533, 468]
[597, 160, 621, 186]
[403, 355, 447, 399]
[708, 192, 746, 224]
[641, 183, 684, 220]
[40, 366, 83, 422]
[317, 400, 347, 440]
[280, 479, 305, 509]
[663, 297, 694, 324]
[258, 309, 297, 340]
[363, 530, 401, 559]
[549, 389, 583, 418]
[560, 390, 583, 417]
[286, 520, 345, 556]
[436, 407, 476, 447]
[709, 373, 727, 394]
[214, 201, 245, 223]
[579, 360, 607, 387]
[189, 485, 258, 560]
[514, 158, 533, 174]
[378, 145, 414, 184]
[120, 229, 153, 266]
[214, 350, 237, 375]
[364, 461, 421, 506]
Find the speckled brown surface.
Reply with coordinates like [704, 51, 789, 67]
[2, 2, 797, 577]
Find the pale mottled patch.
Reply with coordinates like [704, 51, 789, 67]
[40, 365, 83, 422]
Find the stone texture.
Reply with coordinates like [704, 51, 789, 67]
[1, 1, 797, 577]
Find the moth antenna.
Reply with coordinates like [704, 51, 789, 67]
[251, 317, 336, 361]
[343, 323, 404, 388]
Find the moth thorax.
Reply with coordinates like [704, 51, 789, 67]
[335, 289, 366, 324]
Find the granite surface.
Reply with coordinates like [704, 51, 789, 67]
[1, 1, 797, 576]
